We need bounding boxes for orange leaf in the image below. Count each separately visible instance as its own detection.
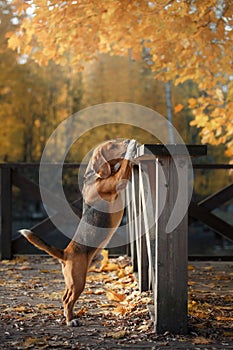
[174,103,184,113]
[106,290,126,302]
[76,307,87,316]
[102,262,119,272]
[112,305,128,315]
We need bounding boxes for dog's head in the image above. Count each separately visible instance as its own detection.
[87,139,129,179]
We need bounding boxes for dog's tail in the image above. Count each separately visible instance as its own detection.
[19,229,64,261]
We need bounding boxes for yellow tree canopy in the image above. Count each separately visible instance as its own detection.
[7,0,233,158]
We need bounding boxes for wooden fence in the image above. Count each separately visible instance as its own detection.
[0,163,84,260]
[126,144,233,334]
[0,157,232,262]
[0,148,233,334]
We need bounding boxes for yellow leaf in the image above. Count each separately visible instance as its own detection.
[117,269,125,278]
[193,114,209,127]
[34,119,41,128]
[188,281,196,286]
[188,98,198,108]
[137,323,151,332]
[124,265,133,274]
[215,88,224,101]
[7,33,21,51]
[94,289,105,295]
[102,262,119,272]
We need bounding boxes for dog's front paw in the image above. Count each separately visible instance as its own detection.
[124,139,138,161]
[67,318,80,327]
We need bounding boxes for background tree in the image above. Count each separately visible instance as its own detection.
[7,0,233,159]
[0,1,83,161]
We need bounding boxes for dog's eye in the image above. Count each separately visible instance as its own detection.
[110,144,116,149]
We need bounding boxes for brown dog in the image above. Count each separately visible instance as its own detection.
[20,139,137,326]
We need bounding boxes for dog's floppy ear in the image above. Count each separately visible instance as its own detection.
[92,148,111,178]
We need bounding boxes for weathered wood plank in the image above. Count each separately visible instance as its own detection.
[154,156,188,334]
[0,168,12,259]
[126,167,137,272]
[12,170,82,217]
[12,170,41,200]
[138,162,155,291]
[138,164,149,291]
[137,144,207,158]
[198,183,233,211]
[189,202,233,242]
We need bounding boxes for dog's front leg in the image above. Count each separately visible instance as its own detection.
[113,139,137,190]
[114,158,132,191]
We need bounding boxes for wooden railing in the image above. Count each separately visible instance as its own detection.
[0,163,84,259]
[190,164,233,243]
[0,160,232,261]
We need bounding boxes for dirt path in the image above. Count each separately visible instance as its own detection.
[0,256,232,349]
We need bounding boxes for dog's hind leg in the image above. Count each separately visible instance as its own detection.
[62,255,88,326]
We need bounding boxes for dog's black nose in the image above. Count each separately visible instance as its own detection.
[124,139,130,145]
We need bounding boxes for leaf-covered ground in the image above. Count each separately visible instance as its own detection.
[0,254,232,349]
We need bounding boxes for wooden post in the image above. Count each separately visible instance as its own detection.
[154,156,188,334]
[0,167,12,260]
[134,144,207,334]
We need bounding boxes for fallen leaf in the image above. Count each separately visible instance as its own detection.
[117,269,125,278]
[124,265,133,274]
[12,306,29,312]
[216,316,233,321]
[188,281,196,286]
[106,290,126,302]
[192,336,212,344]
[137,323,150,331]
[17,266,31,271]
[112,305,128,315]
[23,336,48,349]
[106,330,127,339]
[102,262,119,272]
[203,266,214,271]
[100,303,115,308]
[85,288,105,295]
[223,330,233,338]
[88,249,109,272]
[40,269,50,273]
[76,307,87,316]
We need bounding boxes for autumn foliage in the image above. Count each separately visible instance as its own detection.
[5,0,233,158]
